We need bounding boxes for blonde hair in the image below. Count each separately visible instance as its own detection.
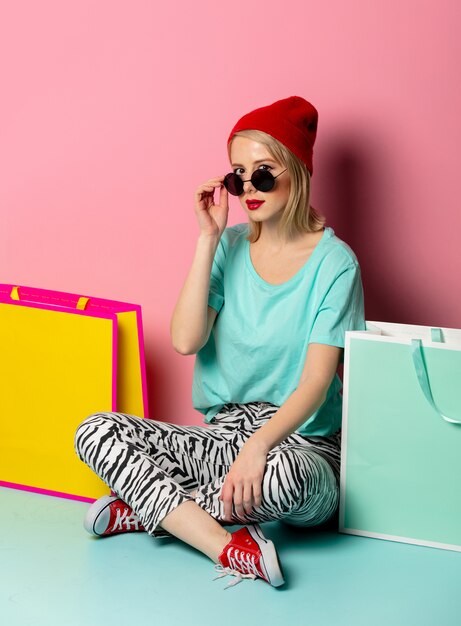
[227,129,326,244]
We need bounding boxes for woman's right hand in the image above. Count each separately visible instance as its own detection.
[194,175,229,239]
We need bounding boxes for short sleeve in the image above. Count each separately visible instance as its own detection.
[207,232,227,314]
[308,262,366,349]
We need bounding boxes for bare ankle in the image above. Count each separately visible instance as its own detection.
[212,528,233,564]
[157,499,233,564]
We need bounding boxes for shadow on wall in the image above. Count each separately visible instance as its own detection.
[319,133,440,328]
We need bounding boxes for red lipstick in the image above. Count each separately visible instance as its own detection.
[246,200,265,210]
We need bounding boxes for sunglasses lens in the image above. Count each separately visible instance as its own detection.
[223,173,243,196]
[223,169,277,196]
[252,169,275,192]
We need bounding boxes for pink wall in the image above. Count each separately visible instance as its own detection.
[1,1,460,425]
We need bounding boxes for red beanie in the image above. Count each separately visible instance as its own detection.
[227,95,319,176]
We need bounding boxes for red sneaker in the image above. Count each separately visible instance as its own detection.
[214,524,285,589]
[84,495,146,536]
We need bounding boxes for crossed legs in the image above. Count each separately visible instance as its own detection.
[75,411,339,564]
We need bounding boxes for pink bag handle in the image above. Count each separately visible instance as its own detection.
[9,285,90,311]
[1,283,136,313]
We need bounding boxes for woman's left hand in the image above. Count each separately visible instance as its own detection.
[220,439,269,522]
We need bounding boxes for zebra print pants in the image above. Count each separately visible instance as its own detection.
[74,401,341,537]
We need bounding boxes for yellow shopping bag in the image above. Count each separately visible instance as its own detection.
[0,284,149,502]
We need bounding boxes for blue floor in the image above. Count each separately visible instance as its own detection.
[2,486,461,626]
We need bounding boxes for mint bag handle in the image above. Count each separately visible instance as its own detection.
[411,327,461,425]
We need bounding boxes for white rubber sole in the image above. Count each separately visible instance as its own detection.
[84,494,118,536]
[247,523,285,587]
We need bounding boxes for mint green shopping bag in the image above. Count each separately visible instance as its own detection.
[339,321,461,552]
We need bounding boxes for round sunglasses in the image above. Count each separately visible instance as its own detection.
[223,168,287,196]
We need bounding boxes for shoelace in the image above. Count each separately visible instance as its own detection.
[213,547,260,589]
[111,507,141,532]
[213,564,257,589]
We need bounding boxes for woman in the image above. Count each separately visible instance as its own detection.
[74,96,366,590]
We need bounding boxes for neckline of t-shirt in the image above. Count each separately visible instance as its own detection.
[245,226,332,289]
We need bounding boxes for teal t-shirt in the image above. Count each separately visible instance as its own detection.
[192,222,366,436]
